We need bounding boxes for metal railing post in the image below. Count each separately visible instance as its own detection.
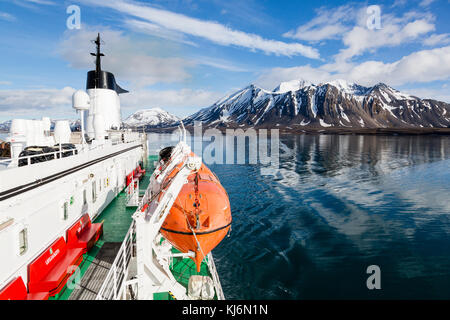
[113,264,117,300]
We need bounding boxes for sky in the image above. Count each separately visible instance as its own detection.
[0,0,449,122]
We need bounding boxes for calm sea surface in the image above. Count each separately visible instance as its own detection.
[149,133,450,300]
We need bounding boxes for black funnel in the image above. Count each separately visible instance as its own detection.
[86,33,128,94]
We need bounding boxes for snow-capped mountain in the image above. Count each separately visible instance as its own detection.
[123,108,179,128]
[0,120,11,132]
[183,80,450,129]
[0,119,81,132]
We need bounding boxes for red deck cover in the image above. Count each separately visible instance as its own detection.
[126,172,134,186]
[67,214,103,253]
[0,276,49,300]
[27,237,83,296]
[136,165,145,179]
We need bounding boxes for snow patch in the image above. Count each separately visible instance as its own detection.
[342,113,350,123]
[300,119,311,126]
[319,119,332,127]
[358,118,365,127]
[274,79,312,93]
[123,108,179,127]
[310,90,317,118]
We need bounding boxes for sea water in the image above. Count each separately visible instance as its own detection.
[148,133,450,299]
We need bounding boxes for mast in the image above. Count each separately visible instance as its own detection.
[86,33,128,94]
[90,33,104,88]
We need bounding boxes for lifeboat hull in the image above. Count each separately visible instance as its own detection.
[160,158,231,272]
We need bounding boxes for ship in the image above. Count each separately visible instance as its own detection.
[0,34,231,300]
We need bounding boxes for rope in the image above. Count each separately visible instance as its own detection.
[177,193,209,300]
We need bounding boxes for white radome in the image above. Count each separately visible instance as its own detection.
[72,90,90,111]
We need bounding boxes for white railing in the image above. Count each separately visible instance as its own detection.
[96,221,136,300]
[0,131,147,169]
[126,178,139,207]
[207,253,225,300]
[0,147,78,167]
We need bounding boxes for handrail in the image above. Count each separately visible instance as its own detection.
[0,131,147,168]
[126,177,139,207]
[0,148,79,168]
[207,253,225,300]
[96,220,135,300]
[0,148,78,165]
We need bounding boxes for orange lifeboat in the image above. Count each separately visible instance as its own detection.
[159,153,232,272]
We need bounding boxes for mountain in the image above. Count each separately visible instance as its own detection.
[0,119,80,132]
[183,80,450,129]
[0,120,11,132]
[123,108,179,128]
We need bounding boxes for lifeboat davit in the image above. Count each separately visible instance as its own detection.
[159,152,232,272]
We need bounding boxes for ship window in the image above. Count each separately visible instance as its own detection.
[92,181,97,203]
[83,189,87,205]
[63,202,69,220]
[19,228,28,255]
[99,179,102,192]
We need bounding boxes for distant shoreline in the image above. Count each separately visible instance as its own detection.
[280,127,450,136]
[143,126,450,136]
[3,128,450,136]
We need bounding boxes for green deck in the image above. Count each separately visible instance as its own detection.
[52,240,104,300]
[54,155,157,300]
[55,154,217,300]
[153,241,215,300]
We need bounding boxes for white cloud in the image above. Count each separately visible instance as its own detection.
[0,12,16,22]
[21,0,55,5]
[78,0,320,59]
[402,87,450,102]
[392,0,408,7]
[12,0,55,7]
[0,85,223,120]
[256,46,450,94]
[336,13,435,61]
[59,28,193,87]
[284,4,436,61]
[419,0,436,7]
[283,5,356,42]
[124,19,198,47]
[256,65,332,90]
[121,88,223,112]
[0,87,76,119]
[192,56,250,72]
[424,33,450,46]
[349,46,450,86]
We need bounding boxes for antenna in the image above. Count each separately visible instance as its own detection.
[90,33,105,87]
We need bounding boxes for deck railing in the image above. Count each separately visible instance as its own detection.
[96,221,136,300]
[125,178,139,207]
[207,253,225,300]
[0,131,146,169]
[0,147,78,167]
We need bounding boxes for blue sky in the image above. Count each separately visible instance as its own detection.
[0,0,449,121]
